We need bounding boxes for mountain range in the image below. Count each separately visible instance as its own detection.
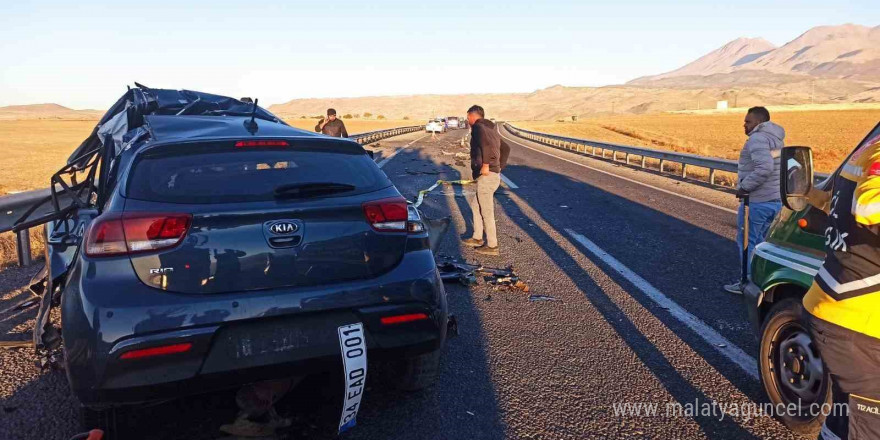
[629,23,880,84]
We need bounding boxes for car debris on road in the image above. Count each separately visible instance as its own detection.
[528,294,561,302]
[436,256,530,293]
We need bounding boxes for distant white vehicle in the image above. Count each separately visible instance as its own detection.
[425,119,446,133]
[446,116,460,129]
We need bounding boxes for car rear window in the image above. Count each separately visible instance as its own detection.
[127,146,390,203]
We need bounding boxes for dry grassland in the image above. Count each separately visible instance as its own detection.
[516,108,880,174]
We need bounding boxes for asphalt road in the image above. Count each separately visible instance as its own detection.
[0,127,807,439]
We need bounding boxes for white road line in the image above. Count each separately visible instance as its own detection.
[565,228,759,381]
[500,131,737,215]
[500,173,519,189]
[376,134,430,169]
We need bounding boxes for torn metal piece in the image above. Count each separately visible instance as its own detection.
[28,264,48,296]
[36,349,64,371]
[10,298,39,312]
[459,272,478,286]
[486,275,518,285]
[486,275,530,292]
[528,294,560,302]
[447,314,459,337]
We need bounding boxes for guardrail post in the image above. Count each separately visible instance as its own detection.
[625,153,630,165]
[591,146,596,156]
[16,229,31,267]
[681,164,688,179]
[659,160,665,173]
[641,156,646,168]
[709,168,716,185]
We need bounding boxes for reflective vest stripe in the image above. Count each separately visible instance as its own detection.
[818,266,880,295]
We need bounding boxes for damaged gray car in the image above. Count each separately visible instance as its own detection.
[4,84,452,435]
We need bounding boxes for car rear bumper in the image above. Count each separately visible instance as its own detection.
[61,250,447,407]
[75,303,444,407]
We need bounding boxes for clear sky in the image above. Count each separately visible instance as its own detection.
[1,0,876,109]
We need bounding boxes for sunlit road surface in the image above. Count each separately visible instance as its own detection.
[0,128,805,439]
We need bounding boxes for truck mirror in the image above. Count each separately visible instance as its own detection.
[780,146,813,211]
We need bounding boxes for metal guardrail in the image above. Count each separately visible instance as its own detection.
[349,125,423,145]
[503,123,830,187]
[0,125,425,267]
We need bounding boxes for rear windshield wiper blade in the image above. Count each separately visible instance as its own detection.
[273,182,356,199]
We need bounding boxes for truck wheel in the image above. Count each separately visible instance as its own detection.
[393,349,441,391]
[759,298,830,435]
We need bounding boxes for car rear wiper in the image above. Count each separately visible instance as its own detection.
[273,182,356,199]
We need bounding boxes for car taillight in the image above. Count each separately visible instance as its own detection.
[362,197,408,232]
[85,213,192,257]
[119,342,193,360]
[380,313,429,325]
[234,140,289,148]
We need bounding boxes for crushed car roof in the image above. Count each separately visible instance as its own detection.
[67,84,294,163]
[144,114,319,144]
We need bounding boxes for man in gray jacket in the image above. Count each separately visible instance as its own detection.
[724,107,785,294]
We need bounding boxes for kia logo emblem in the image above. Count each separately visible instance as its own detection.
[269,222,298,235]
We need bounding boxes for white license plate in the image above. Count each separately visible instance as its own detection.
[337,323,367,433]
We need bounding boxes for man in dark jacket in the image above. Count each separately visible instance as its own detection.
[315,108,348,138]
[462,105,502,256]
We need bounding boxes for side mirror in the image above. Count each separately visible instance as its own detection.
[780,146,813,211]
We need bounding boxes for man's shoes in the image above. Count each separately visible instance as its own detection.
[723,281,743,295]
[461,238,484,247]
[474,245,500,256]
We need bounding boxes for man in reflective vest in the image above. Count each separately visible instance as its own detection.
[804,132,880,440]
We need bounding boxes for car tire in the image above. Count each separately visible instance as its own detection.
[759,297,830,436]
[393,349,442,391]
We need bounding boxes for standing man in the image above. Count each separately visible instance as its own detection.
[803,133,880,440]
[724,107,785,294]
[315,108,348,138]
[462,105,502,256]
